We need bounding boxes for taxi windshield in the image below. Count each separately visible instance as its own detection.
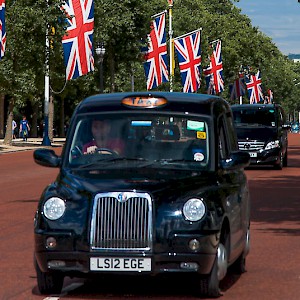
[66,114,209,170]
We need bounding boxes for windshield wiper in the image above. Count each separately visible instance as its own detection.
[77,157,148,169]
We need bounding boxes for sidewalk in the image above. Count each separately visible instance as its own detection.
[0,137,65,153]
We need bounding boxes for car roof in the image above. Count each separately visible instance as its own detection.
[75,92,232,116]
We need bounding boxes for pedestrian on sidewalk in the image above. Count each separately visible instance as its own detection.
[19,115,30,141]
[12,119,17,139]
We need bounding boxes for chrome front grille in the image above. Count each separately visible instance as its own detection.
[238,140,265,151]
[90,192,152,251]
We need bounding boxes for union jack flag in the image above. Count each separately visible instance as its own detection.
[267,89,273,103]
[229,74,246,101]
[61,0,94,80]
[143,12,169,90]
[174,29,202,93]
[245,70,264,104]
[0,0,6,59]
[203,40,224,94]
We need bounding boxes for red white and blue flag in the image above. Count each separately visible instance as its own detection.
[245,70,264,104]
[229,74,246,101]
[143,12,169,90]
[267,89,273,103]
[174,29,202,93]
[0,0,6,59]
[61,0,94,80]
[203,40,224,95]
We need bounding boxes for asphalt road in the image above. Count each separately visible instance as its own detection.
[1,134,300,300]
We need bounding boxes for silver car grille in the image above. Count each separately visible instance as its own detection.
[90,192,153,251]
[238,140,265,151]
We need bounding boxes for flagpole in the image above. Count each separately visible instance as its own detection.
[168,0,174,92]
[42,0,51,146]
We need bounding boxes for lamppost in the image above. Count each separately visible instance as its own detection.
[42,2,51,146]
[95,42,106,93]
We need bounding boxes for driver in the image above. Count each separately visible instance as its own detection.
[82,119,125,155]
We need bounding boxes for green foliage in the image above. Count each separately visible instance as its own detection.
[0,0,299,117]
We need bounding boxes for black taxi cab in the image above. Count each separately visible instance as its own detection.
[33,92,250,297]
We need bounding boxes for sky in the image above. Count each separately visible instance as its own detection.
[234,0,300,55]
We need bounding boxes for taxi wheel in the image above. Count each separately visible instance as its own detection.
[34,258,64,295]
[198,256,221,298]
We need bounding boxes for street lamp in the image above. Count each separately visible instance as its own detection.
[95,42,106,93]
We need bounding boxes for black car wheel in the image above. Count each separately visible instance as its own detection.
[283,150,288,167]
[274,152,283,170]
[34,257,64,295]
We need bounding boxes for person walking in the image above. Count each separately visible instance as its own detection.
[19,115,30,141]
[12,119,17,139]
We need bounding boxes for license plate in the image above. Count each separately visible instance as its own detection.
[250,152,257,157]
[90,257,151,271]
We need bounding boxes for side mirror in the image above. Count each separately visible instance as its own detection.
[221,151,250,170]
[33,148,61,168]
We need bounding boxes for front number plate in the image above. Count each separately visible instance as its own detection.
[250,152,257,157]
[90,257,151,271]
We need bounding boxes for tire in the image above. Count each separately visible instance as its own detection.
[283,150,288,167]
[198,236,229,298]
[199,257,221,298]
[231,227,250,274]
[274,152,283,170]
[34,257,64,295]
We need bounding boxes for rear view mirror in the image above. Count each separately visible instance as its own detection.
[154,125,180,141]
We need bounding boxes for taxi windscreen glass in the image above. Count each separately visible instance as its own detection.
[67,114,209,170]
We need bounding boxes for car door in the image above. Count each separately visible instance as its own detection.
[217,113,247,257]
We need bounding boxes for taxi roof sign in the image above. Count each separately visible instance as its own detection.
[122,96,167,108]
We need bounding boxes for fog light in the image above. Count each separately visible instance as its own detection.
[180,262,198,270]
[189,239,200,251]
[48,260,66,268]
[46,237,57,249]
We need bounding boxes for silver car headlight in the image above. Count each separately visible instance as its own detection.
[43,197,66,220]
[265,140,280,150]
[183,198,206,222]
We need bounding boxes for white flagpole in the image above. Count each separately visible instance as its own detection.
[42,0,51,146]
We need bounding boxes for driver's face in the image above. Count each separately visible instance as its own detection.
[91,120,111,139]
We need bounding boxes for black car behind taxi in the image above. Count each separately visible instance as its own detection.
[33,92,250,298]
[231,104,290,169]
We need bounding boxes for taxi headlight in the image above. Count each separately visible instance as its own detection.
[43,197,66,220]
[265,140,280,150]
[183,198,206,222]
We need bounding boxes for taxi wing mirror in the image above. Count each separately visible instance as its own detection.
[33,148,61,168]
[221,151,250,170]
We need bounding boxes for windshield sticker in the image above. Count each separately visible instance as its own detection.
[187,120,205,131]
[271,122,275,127]
[131,120,152,127]
[197,131,206,139]
[269,109,275,113]
[193,152,205,162]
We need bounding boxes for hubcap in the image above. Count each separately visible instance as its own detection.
[217,243,228,281]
